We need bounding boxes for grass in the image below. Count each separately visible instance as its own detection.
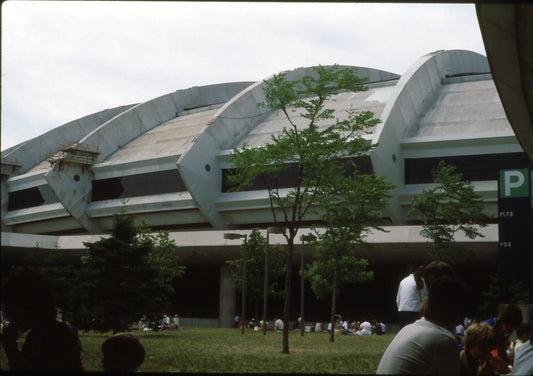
[2,328,394,373]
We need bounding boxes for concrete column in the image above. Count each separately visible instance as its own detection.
[45,162,102,233]
[218,264,236,328]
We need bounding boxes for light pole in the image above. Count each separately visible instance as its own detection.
[299,234,316,337]
[263,226,284,335]
[224,232,248,334]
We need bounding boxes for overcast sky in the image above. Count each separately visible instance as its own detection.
[1,1,487,151]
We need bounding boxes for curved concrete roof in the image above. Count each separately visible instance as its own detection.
[178,65,399,229]
[2,104,134,175]
[370,49,491,223]
[1,50,526,238]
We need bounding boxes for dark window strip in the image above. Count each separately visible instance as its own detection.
[92,169,187,201]
[222,156,373,193]
[7,185,58,211]
[405,153,532,184]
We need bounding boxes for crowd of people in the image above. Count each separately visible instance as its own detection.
[1,264,531,374]
[137,313,182,331]
[232,313,386,336]
[326,315,386,336]
[377,260,532,375]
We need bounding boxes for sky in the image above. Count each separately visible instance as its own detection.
[1,1,487,151]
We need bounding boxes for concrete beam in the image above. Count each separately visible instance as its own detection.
[372,50,490,224]
[1,224,499,266]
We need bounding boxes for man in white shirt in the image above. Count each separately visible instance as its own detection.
[396,266,428,329]
[377,275,467,375]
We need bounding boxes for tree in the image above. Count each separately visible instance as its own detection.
[81,210,184,333]
[307,172,393,342]
[227,65,381,353]
[477,272,530,318]
[305,235,373,339]
[137,222,186,296]
[226,228,286,320]
[409,161,489,264]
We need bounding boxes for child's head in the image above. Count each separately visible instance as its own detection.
[102,333,145,372]
[464,322,496,362]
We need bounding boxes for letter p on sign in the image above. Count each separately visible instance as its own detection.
[499,169,530,198]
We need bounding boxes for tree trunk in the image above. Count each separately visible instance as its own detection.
[282,239,294,354]
[329,249,340,343]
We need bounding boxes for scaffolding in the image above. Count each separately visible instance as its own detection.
[48,142,101,168]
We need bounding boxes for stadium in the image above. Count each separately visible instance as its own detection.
[2,10,533,328]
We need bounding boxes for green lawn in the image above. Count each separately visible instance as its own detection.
[2,328,394,373]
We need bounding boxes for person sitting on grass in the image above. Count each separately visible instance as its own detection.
[274,317,284,331]
[102,333,145,372]
[356,320,372,336]
[460,322,509,375]
[377,275,467,375]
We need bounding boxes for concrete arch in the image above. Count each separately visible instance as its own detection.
[43,82,253,233]
[1,105,133,176]
[77,82,254,161]
[371,50,490,224]
[177,65,399,229]
[1,105,133,232]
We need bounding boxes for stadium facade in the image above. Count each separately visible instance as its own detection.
[2,50,531,327]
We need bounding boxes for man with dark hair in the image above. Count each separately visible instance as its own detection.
[0,267,83,371]
[377,275,467,375]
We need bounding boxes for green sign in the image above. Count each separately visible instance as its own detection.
[499,169,530,198]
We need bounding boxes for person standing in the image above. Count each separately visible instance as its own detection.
[396,265,428,329]
[233,314,240,328]
[162,314,170,330]
[377,275,467,375]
